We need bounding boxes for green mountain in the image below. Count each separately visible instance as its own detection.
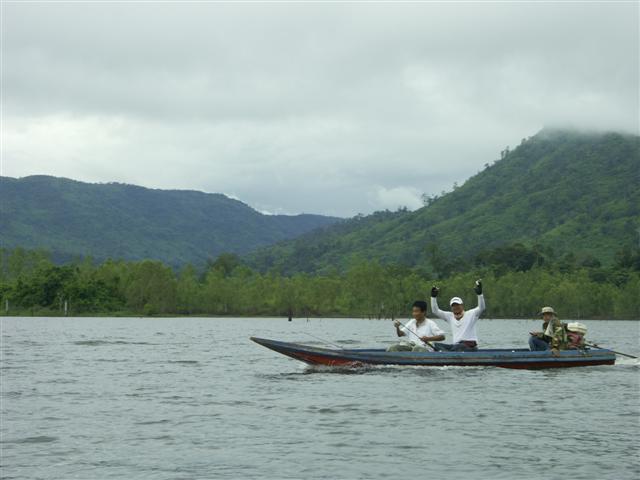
[0,176,339,265]
[247,129,640,274]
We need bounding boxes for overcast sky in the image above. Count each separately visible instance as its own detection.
[2,2,638,217]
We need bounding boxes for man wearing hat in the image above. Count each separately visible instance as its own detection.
[528,306,557,351]
[430,280,485,351]
[530,306,567,354]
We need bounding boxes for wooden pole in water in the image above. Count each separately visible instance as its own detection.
[587,342,637,359]
[5,299,8,314]
[64,300,68,316]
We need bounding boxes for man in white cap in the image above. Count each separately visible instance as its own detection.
[430,280,485,351]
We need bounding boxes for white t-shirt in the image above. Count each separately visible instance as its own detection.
[400,318,445,345]
[430,295,485,343]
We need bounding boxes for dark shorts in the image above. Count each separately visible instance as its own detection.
[434,341,478,352]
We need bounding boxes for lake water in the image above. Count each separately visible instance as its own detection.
[1,317,639,480]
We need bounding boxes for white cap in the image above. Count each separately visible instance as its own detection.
[449,297,463,306]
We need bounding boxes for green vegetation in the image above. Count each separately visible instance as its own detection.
[248,129,640,275]
[2,246,638,319]
[2,129,638,320]
[0,176,339,266]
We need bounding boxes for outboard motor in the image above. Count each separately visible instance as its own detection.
[566,322,587,349]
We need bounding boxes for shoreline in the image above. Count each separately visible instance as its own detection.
[2,313,639,321]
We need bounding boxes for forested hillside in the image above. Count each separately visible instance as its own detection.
[248,129,640,275]
[0,176,339,265]
[2,129,638,319]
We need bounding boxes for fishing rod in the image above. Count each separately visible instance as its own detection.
[302,332,344,350]
[394,320,436,351]
[585,342,638,359]
[301,320,439,351]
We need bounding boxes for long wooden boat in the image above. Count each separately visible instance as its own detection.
[250,337,616,370]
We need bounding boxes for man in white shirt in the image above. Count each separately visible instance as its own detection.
[387,300,446,352]
[430,280,485,351]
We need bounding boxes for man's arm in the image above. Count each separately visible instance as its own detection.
[550,324,567,350]
[464,294,485,327]
[393,320,405,337]
[430,287,449,321]
[430,297,445,318]
[551,331,562,356]
[421,334,445,342]
[474,280,486,314]
[422,320,446,343]
[476,294,485,314]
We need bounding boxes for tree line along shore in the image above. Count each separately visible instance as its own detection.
[1,247,638,320]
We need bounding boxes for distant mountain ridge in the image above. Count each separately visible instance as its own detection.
[0,176,340,265]
[247,129,640,274]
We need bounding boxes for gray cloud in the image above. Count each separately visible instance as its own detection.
[3,2,638,216]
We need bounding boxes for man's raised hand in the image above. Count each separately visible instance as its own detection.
[431,286,439,298]
[474,280,483,295]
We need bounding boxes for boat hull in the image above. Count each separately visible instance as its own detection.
[250,337,616,370]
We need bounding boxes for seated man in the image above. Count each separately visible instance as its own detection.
[528,306,556,351]
[529,307,569,356]
[430,280,485,351]
[545,311,569,356]
[387,300,445,352]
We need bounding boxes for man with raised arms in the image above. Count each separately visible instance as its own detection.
[430,280,485,352]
